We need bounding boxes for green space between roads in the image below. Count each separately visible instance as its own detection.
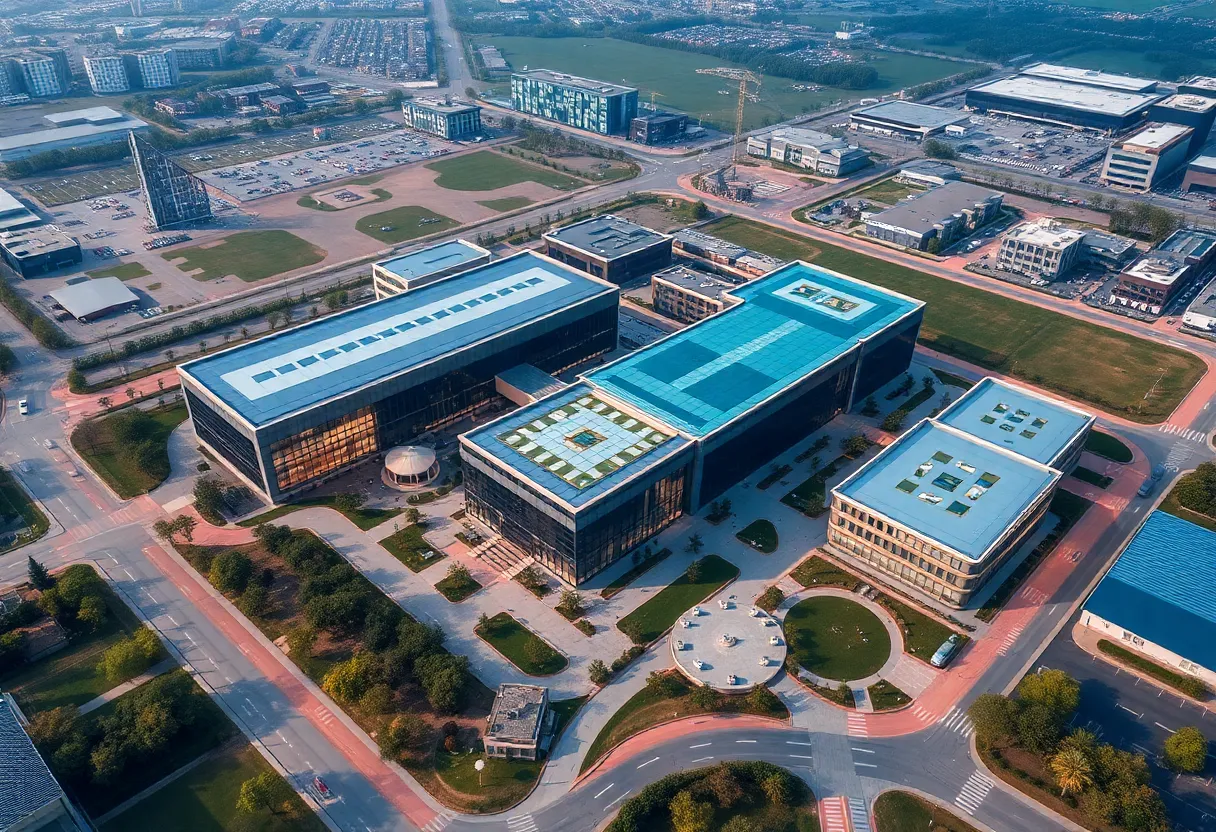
[485,36,969,130]
[873,790,982,832]
[425,150,585,191]
[164,231,326,283]
[617,554,739,643]
[0,465,49,554]
[476,612,567,676]
[237,496,401,531]
[784,595,891,681]
[70,403,189,499]
[355,205,460,244]
[477,195,536,212]
[702,216,1205,423]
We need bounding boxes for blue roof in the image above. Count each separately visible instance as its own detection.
[375,240,487,281]
[1085,511,1216,670]
[182,252,613,427]
[835,420,1058,561]
[936,378,1092,466]
[463,382,692,508]
[0,697,64,830]
[587,262,922,437]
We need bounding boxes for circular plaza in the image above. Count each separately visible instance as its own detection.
[669,597,787,692]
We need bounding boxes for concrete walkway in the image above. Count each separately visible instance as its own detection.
[79,657,179,714]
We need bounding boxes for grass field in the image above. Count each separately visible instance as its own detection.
[165,231,326,283]
[435,569,482,602]
[873,790,981,832]
[486,37,968,131]
[785,596,891,681]
[237,496,401,531]
[1058,48,1212,79]
[616,554,739,644]
[87,262,151,281]
[0,465,49,554]
[736,519,779,553]
[379,523,445,571]
[854,178,927,205]
[101,743,325,832]
[476,612,567,676]
[71,403,188,498]
[704,216,1205,422]
[1084,430,1134,464]
[868,680,912,711]
[477,195,535,212]
[355,205,460,244]
[425,150,585,191]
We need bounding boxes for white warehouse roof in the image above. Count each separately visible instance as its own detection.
[49,277,138,320]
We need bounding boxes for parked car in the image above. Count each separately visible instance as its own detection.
[931,634,963,668]
[1137,463,1167,498]
[17,398,29,415]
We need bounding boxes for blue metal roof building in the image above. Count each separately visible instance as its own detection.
[1083,511,1216,679]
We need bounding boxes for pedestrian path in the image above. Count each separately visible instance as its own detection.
[954,770,995,816]
[848,796,872,832]
[846,712,868,738]
[939,705,974,738]
[1157,423,1208,443]
[79,657,178,714]
[820,796,850,832]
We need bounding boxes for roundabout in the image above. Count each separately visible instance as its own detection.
[669,596,787,692]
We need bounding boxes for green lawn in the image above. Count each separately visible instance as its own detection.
[0,580,143,713]
[616,554,739,644]
[1072,466,1113,489]
[434,750,541,814]
[1084,430,1134,464]
[0,465,49,553]
[781,455,851,518]
[237,496,402,531]
[354,205,460,244]
[487,36,967,130]
[477,195,536,212]
[70,403,188,498]
[879,596,960,662]
[86,262,151,281]
[704,216,1205,423]
[854,178,927,205]
[436,571,483,602]
[790,555,861,590]
[379,523,446,571]
[101,742,325,832]
[476,612,567,676]
[868,679,912,711]
[296,194,338,211]
[164,231,326,283]
[785,596,891,681]
[425,150,585,191]
[736,519,778,553]
[873,790,982,832]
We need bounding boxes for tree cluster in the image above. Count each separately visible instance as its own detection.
[0,276,72,349]
[73,409,169,484]
[1172,462,1216,518]
[970,670,1169,831]
[97,626,163,683]
[1107,201,1182,244]
[37,564,108,634]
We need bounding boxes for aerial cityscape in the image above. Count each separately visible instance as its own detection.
[1,0,1216,830]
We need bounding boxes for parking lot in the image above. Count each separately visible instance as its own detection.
[935,109,1112,179]
[198,129,460,202]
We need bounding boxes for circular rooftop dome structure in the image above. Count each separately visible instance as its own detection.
[669,597,787,693]
[383,446,440,490]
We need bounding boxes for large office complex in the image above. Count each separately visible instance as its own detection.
[169,38,232,70]
[372,239,491,298]
[1082,511,1216,689]
[864,181,1003,251]
[130,133,212,231]
[180,251,619,504]
[10,48,72,97]
[996,220,1086,280]
[0,107,148,162]
[1111,228,1216,315]
[128,48,180,89]
[965,64,1164,132]
[543,215,672,285]
[829,377,1093,608]
[848,100,971,141]
[0,225,81,277]
[1184,275,1216,331]
[1183,155,1216,194]
[0,187,40,232]
[1100,123,1193,193]
[746,128,870,177]
[402,98,482,139]
[83,53,130,94]
[511,70,638,135]
[462,261,924,584]
[1149,94,1216,156]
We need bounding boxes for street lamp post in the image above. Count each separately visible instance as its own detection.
[474,758,485,787]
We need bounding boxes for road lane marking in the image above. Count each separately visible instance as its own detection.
[637,757,659,769]
[786,741,813,746]
[789,754,814,760]
[735,739,756,743]
[852,747,875,753]
[1119,705,1144,718]
[1156,722,1176,733]
[604,791,631,810]
[593,784,614,799]
[690,743,712,748]
[690,756,714,763]
[854,761,878,768]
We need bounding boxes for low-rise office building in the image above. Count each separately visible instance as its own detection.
[1100,123,1193,193]
[746,127,870,176]
[1148,94,1216,156]
[896,160,961,187]
[671,228,785,275]
[650,265,735,323]
[0,694,80,832]
[863,181,1004,252]
[484,684,552,760]
[630,112,689,145]
[0,187,40,232]
[0,106,148,162]
[179,251,619,504]
[996,220,1086,280]
[1182,155,1216,194]
[1081,230,1139,269]
[402,98,482,139]
[511,69,638,135]
[462,261,924,584]
[0,226,81,277]
[1082,511,1216,689]
[372,239,491,298]
[828,377,1092,608]
[543,215,672,285]
[1184,275,1216,331]
[849,100,971,141]
[1112,228,1216,315]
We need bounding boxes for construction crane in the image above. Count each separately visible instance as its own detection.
[646,90,664,112]
[695,68,760,163]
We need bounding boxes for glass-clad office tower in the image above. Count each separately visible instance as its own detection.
[511,69,638,135]
[179,251,619,503]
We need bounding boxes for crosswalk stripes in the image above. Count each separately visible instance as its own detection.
[1165,441,1194,472]
[996,626,1024,657]
[846,713,869,738]
[849,797,873,832]
[938,706,974,738]
[820,797,849,832]
[1158,424,1209,443]
[910,704,936,725]
[1019,585,1047,605]
[954,771,995,815]
[506,813,538,832]
[422,811,455,832]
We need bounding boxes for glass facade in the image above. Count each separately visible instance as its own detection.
[852,319,921,404]
[185,388,262,486]
[270,406,378,492]
[510,74,638,135]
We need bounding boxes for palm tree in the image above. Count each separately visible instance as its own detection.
[1050,746,1093,797]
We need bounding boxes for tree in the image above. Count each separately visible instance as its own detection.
[236,771,284,815]
[27,557,52,590]
[1016,703,1063,755]
[589,659,610,685]
[414,652,469,714]
[881,409,908,433]
[0,631,25,673]
[704,764,745,808]
[841,433,870,458]
[1050,746,1094,796]
[209,550,253,594]
[322,652,381,703]
[556,590,584,619]
[97,396,111,410]
[404,507,422,525]
[669,789,713,832]
[239,584,269,617]
[98,634,154,682]
[1163,726,1208,773]
[760,771,792,806]
[1119,783,1169,832]
[333,491,365,513]
[646,670,684,698]
[378,713,430,759]
[689,685,721,711]
[64,367,83,392]
[747,684,781,714]
[685,533,704,556]
[692,200,709,220]
[77,594,107,631]
[174,514,197,543]
[287,625,317,658]
[193,477,227,523]
[860,395,879,417]
[445,562,471,585]
[924,138,958,160]
[1017,669,1080,723]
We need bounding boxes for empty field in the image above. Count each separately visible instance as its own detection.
[477,195,536,212]
[87,261,151,281]
[702,216,1205,423]
[355,204,460,244]
[164,230,326,282]
[425,150,585,191]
